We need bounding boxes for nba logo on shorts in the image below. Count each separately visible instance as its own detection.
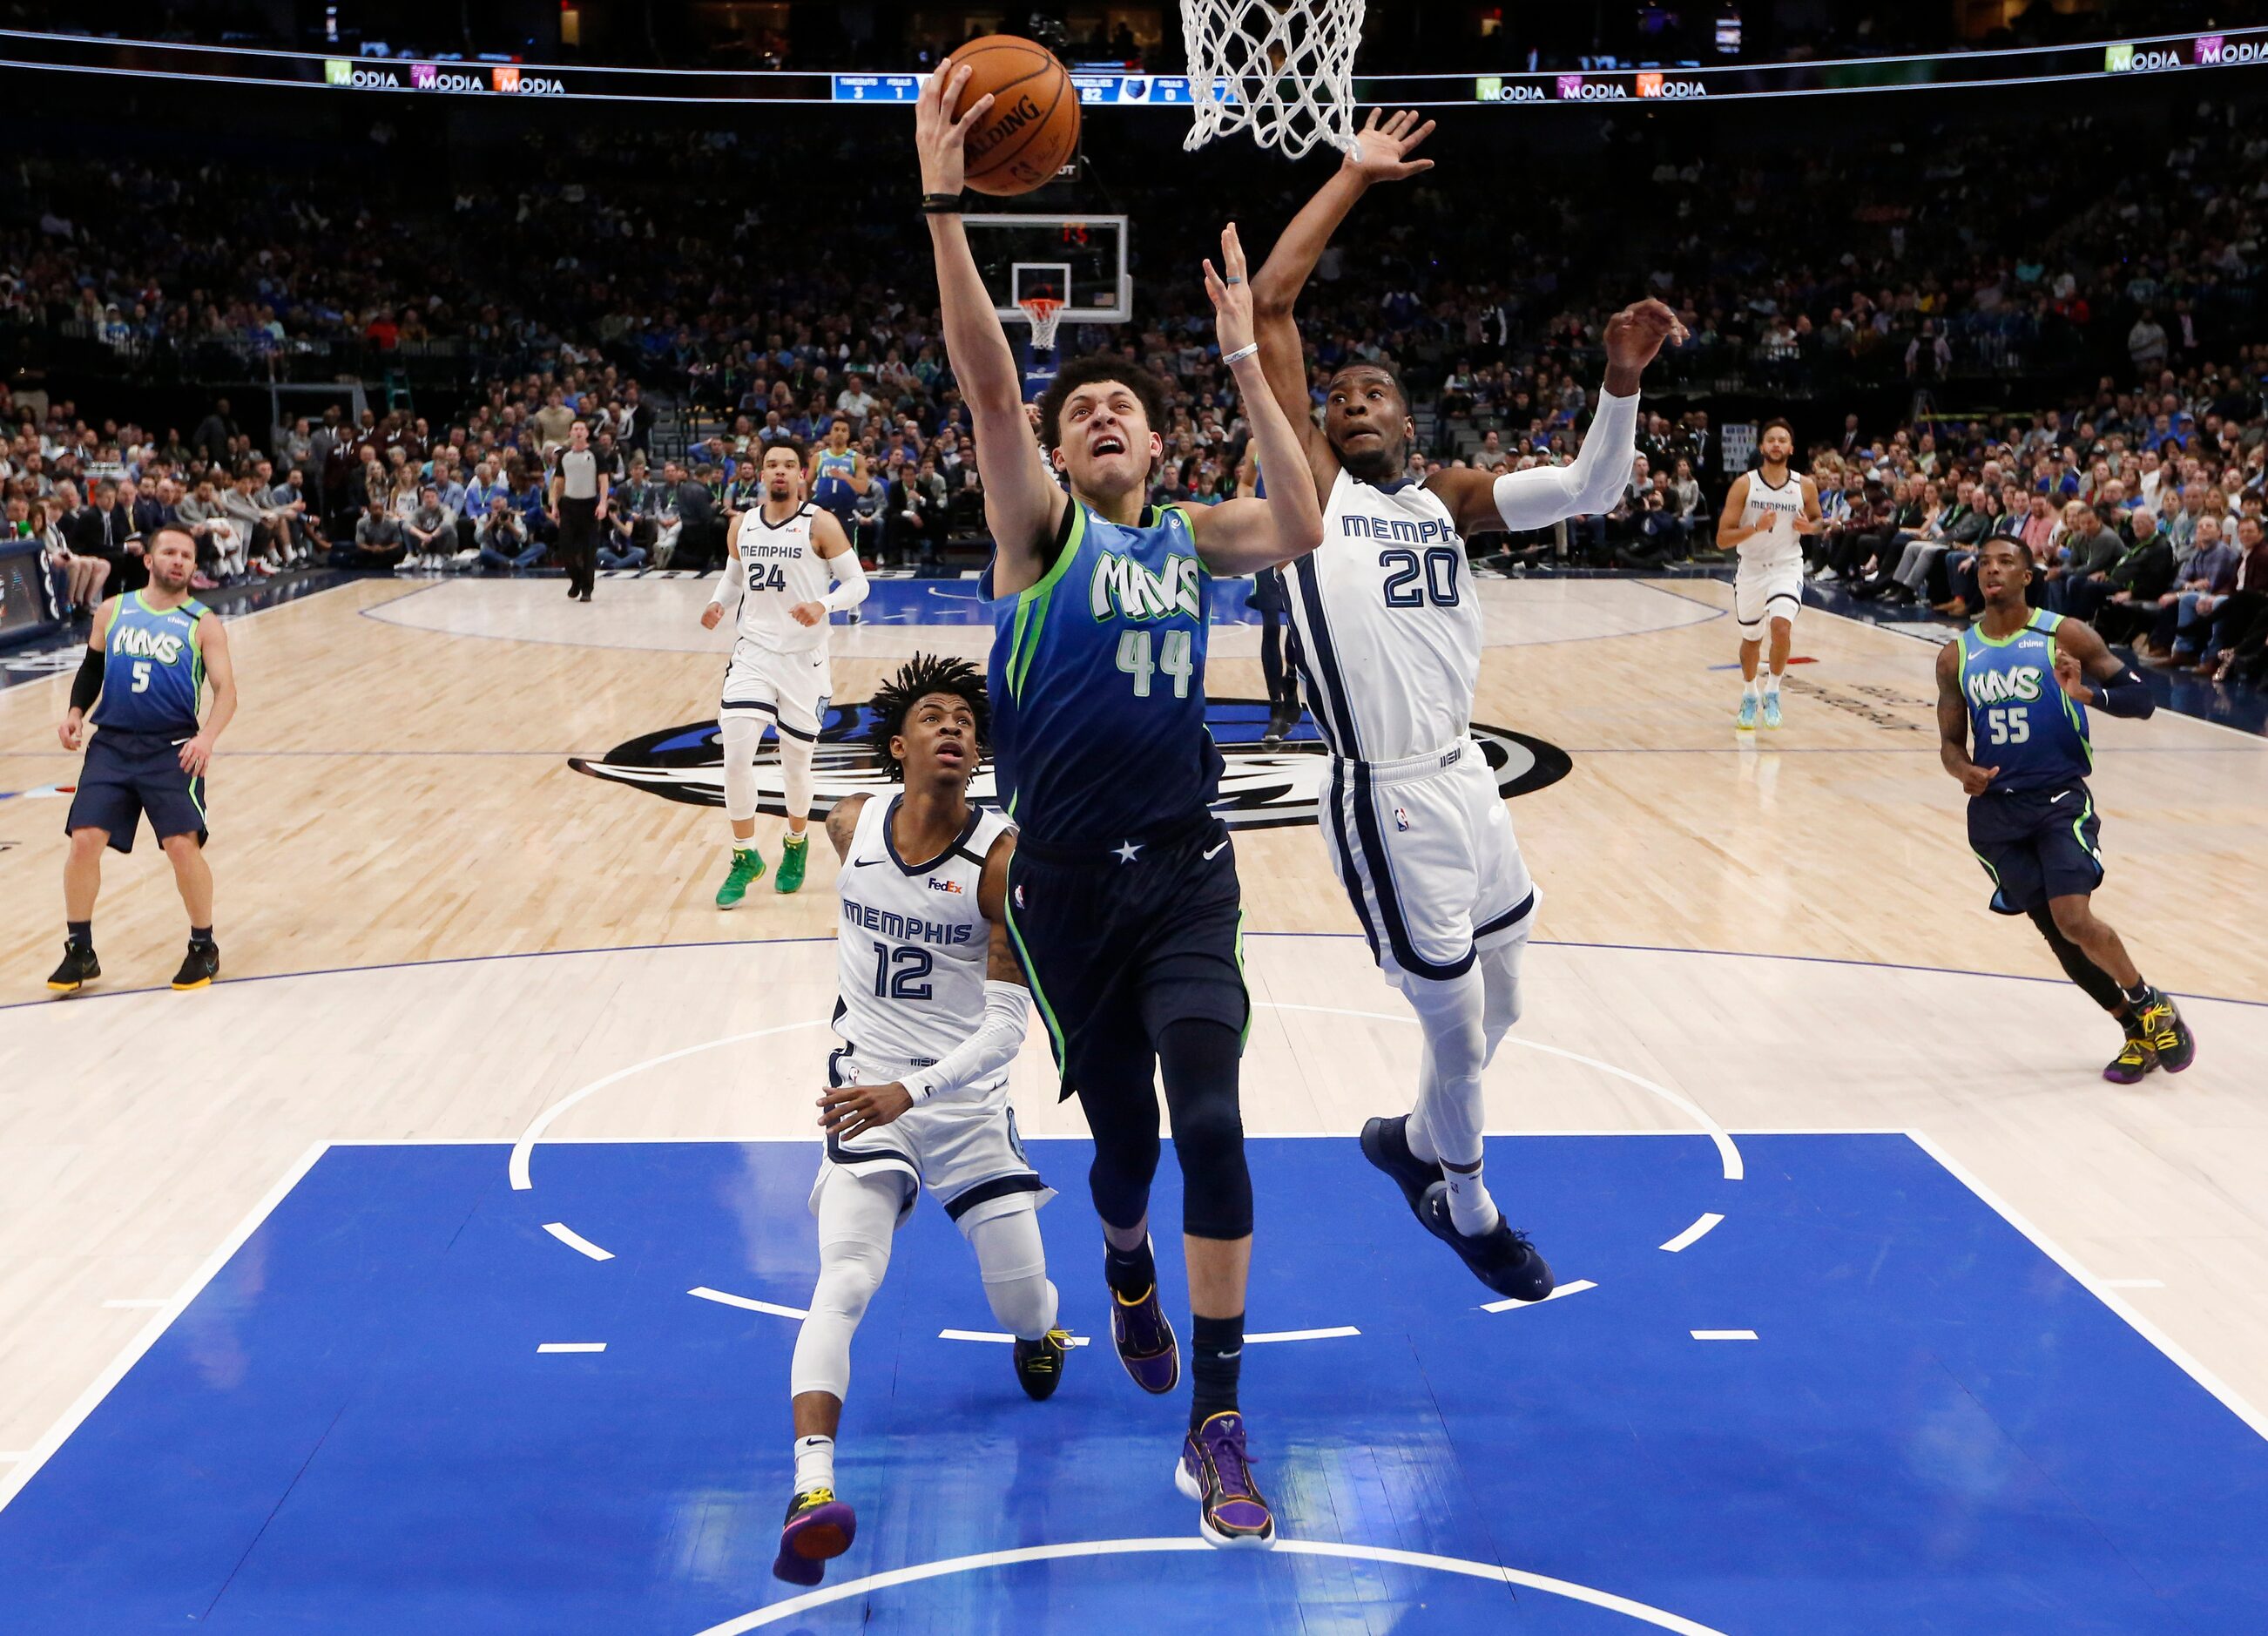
[1014,883,1025,909]
[1394,806,1411,833]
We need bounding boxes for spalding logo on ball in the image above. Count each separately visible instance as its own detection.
[952,35,1083,196]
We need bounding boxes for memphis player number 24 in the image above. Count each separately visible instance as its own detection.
[1117,628,1194,698]
[747,562,789,592]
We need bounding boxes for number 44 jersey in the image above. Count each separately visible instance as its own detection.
[986,498,1223,846]
[833,793,1015,1068]
[1288,470,1481,764]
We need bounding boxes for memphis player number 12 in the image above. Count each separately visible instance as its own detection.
[1117,628,1194,698]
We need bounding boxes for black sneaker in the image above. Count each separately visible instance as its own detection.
[172,941,220,990]
[1360,1114,1442,1223]
[2102,1017,2155,1085]
[1013,1328,1071,1401]
[2136,989,2196,1073]
[1419,1182,1555,1301]
[47,939,99,993]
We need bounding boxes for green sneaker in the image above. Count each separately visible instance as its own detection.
[775,831,810,895]
[715,845,766,909]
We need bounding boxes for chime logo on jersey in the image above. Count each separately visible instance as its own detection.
[569,698,1572,829]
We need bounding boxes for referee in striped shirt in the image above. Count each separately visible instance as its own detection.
[550,419,609,602]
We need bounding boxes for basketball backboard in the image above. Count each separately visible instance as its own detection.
[963,213,1129,324]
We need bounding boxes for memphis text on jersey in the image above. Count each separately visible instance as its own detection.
[1090,551,1201,623]
[840,897,978,946]
[1339,510,1460,545]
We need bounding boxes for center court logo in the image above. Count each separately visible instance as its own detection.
[569,699,1573,829]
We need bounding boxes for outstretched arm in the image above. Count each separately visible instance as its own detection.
[1252,109,1436,501]
[1427,300,1684,537]
[1190,225,1326,576]
[916,60,1066,595]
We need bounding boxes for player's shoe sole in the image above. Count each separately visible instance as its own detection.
[774,1490,856,1585]
[1419,1183,1555,1301]
[1360,1115,1442,1222]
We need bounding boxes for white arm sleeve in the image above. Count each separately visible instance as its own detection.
[898,981,1028,1104]
[1490,386,1642,530]
[820,545,869,613]
[709,546,746,615]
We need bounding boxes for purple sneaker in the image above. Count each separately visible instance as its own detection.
[1110,1278,1180,1395]
[1174,1411,1276,1549]
[773,1487,855,1585]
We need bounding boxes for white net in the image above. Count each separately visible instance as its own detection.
[1018,295,1064,354]
[1180,0,1367,160]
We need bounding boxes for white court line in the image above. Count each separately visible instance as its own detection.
[692,1535,1731,1636]
[1691,1329,1758,1342]
[940,1329,1093,1346]
[98,1298,170,1309]
[0,1453,29,1464]
[1659,1213,1725,1253]
[0,1141,330,1516]
[688,1285,809,1322]
[1259,1002,1745,1181]
[537,1342,606,1354]
[1249,1326,1361,1343]
[1482,1278,1596,1315]
[1907,1129,2268,1444]
[542,1221,615,1261]
[2105,1278,2166,1289]
[508,1019,827,1190]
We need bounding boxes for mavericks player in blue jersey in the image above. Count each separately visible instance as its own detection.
[919,61,1325,1548]
[1936,537,2197,1082]
[50,526,240,993]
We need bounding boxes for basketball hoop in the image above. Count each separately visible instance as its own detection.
[1018,294,1065,354]
[1180,0,1367,160]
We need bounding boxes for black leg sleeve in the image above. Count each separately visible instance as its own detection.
[2027,904,2127,1015]
[1158,1018,1252,1241]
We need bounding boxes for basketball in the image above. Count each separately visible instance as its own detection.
[950,35,1080,196]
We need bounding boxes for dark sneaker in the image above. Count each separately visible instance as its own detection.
[46,940,99,993]
[1110,1277,1179,1396]
[774,831,809,894]
[773,1487,855,1586]
[2102,1019,2155,1085]
[1419,1182,1554,1301]
[1174,1411,1276,1550]
[2136,989,2196,1073]
[1013,1328,1071,1401]
[172,941,219,991]
[1360,1114,1441,1222]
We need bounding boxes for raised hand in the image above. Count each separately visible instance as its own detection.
[1343,107,1436,186]
[1603,298,1689,373]
[915,59,997,196]
[1204,223,1256,362]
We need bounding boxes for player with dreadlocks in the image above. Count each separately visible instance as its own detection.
[773,653,1066,1588]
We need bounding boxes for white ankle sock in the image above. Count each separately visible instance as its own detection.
[1744,674,1763,700]
[793,1433,835,1493]
[1764,669,1783,696]
[1443,1159,1502,1236]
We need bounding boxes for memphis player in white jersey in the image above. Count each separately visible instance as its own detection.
[700,438,867,902]
[1252,109,1682,1300]
[1716,418,1821,730]
[774,653,1066,1589]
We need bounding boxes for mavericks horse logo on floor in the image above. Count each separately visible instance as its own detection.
[569,698,1571,829]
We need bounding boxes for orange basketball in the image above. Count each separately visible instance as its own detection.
[951,35,1081,197]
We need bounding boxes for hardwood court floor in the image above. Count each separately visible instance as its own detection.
[1,572,2263,1471]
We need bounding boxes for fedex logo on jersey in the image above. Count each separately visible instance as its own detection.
[1090,551,1202,623]
[1967,666,2046,707]
[1341,513,1458,544]
[840,899,975,945]
[928,877,964,896]
[109,625,186,666]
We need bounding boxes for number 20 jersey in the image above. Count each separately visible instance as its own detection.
[834,794,1014,1069]
[1289,469,1482,763]
[986,499,1221,846]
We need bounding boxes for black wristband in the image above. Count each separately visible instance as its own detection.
[920,192,965,215]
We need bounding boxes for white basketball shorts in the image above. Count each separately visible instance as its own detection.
[810,1047,1055,1236]
[1734,564,1805,638]
[1320,737,1539,987]
[720,639,831,740]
